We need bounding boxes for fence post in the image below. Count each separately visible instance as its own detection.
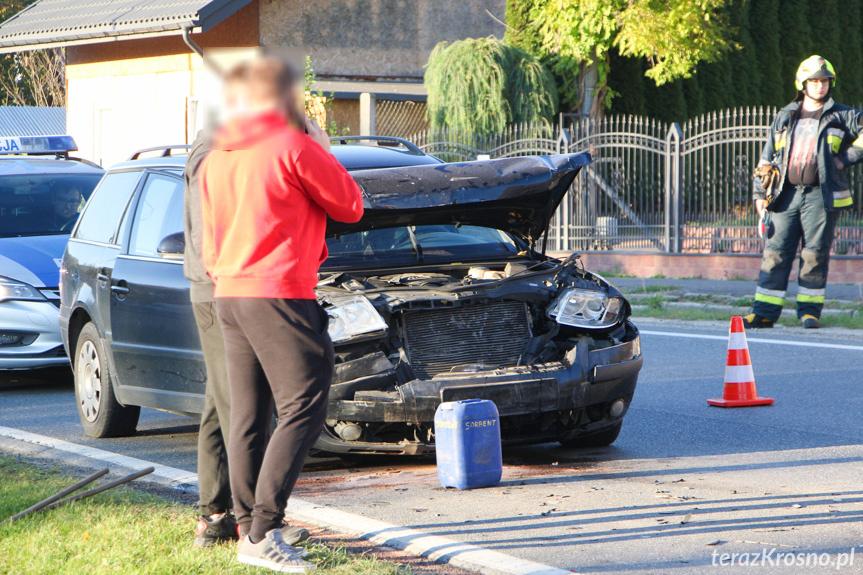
[360,93,377,136]
[664,123,683,253]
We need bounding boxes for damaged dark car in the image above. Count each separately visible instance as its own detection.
[317,154,642,454]
[59,141,642,455]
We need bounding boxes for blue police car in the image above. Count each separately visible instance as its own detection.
[0,136,104,370]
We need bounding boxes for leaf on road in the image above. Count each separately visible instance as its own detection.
[681,513,692,524]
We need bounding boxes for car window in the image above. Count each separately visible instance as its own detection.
[324,225,519,269]
[74,171,142,244]
[128,173,183,258]
[0,173,102,237]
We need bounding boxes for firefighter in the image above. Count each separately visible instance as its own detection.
[745,56,863,329]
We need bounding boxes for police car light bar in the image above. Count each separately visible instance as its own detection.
[0,135,78,155]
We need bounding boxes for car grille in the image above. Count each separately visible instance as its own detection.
[401,300,533,379]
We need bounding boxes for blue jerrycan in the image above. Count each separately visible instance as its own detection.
[434,399,502,490]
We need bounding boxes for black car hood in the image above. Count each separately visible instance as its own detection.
[328,153,592,243]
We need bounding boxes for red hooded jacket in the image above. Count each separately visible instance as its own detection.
[200,111,363,299]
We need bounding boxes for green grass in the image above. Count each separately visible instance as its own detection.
[631,301,863,329]
[0,457,408,575]
[621,284,680,294]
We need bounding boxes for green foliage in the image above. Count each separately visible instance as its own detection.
[518,0,735,114]
[837,0,863,105]
[304,55,348,135]
[749,0,783,106]
[424,36,557,136]
[504,0,543,55]
[727,1,760,105]
[607,0,863,122]
[778,0,812,101]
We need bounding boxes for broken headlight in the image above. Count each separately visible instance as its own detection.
[326,296,388,344]
[548,288,624,329]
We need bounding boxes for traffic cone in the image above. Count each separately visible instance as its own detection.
[707,316,774,407]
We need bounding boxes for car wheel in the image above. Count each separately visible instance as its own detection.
[74,322,140,438]
[559,421,622,448]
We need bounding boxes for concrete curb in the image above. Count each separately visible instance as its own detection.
[0,425,574,575]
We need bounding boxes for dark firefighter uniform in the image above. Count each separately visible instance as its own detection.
[749,56,863,328]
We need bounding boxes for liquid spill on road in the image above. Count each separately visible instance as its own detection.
[295,455,607,497]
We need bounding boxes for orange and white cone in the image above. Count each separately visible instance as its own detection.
[707,316,774,407]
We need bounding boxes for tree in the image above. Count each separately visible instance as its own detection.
[0,48,65,107]
[424,36,557,136]
[749,0,783,106]
[837,0,863,105]
[509,0,736,118]
[778,0,811,101]
[0,0,64,107]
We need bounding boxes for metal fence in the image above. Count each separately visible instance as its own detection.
[376,100,429,138]
[408,109,863,257]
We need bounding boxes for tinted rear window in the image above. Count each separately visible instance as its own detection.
[73,171,142,244]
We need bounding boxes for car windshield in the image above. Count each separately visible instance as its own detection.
[0,174,102,237]
[323,224,521,269]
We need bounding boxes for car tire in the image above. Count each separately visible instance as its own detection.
[73,322,140,438]
[559,421,622,448]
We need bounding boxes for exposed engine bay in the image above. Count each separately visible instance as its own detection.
[314,253,640,454]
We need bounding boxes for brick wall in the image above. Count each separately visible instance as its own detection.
[559,253,863,284]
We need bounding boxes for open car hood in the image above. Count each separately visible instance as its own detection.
[327,153,592,244]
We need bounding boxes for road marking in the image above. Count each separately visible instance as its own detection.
[639,330,863,351]
[0,425,574,575]
[0,425,198,486]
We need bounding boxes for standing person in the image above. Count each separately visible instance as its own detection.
[183,130,238,547]
[200,55,363,573]
[745,55,863,329]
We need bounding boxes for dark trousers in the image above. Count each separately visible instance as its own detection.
[215,298,333,542]
[193,300,232,516]
[753,185,839,321]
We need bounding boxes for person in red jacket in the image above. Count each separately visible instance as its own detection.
[200,54,363,574]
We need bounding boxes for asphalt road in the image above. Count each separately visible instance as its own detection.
[3,319,863,574]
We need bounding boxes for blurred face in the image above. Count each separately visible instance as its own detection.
[53,189,81,219]
[804,77,831,101]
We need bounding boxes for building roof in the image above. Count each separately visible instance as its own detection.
[0,106,65,136]
[0,0,252,53]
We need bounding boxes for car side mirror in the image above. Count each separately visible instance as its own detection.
[157,231,185,260]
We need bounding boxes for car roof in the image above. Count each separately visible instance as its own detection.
[0,156,105,176]
[107,137,441,174]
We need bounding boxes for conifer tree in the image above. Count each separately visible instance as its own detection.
[424,37,558,136]
[749,0,783,106]
[808,0,842,99]
[607,49,647,117]
[847,0,863,105]
[778,0,812,102]
[682,75,705,119]
[727,1,761,106]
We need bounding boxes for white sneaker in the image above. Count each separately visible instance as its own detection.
[237,529,316,573]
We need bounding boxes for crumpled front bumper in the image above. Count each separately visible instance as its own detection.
[318,321,642,454]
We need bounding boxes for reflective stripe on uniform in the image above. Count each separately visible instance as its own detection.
[827,129,844,153]
[853,134,863,149]
[833,189,853,208]
[798,286,826,297]
[797,293,825,303]
[755,287,785,306]
[797,286,826,303]
[774,133,786,151]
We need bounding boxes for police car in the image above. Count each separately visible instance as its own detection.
[0,136,104,370]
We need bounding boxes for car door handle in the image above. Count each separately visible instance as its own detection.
[111,279,129,299]
[97,272,109,283]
